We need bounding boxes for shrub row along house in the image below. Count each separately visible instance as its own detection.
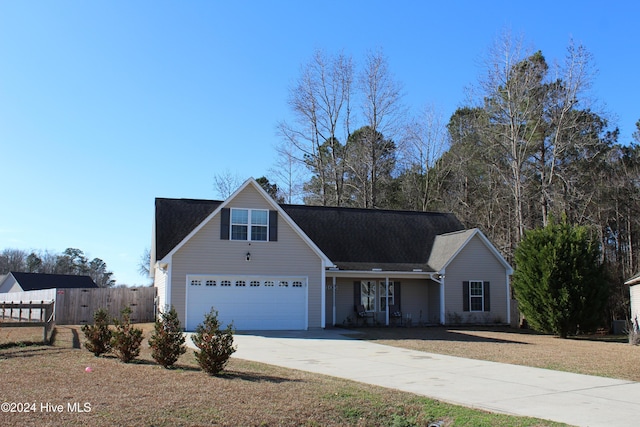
[152,178,513,331]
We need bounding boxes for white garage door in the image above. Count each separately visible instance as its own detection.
[185,275,307,331]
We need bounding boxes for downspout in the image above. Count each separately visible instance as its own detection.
[165,259,172,309]
[429,270,445,325]
[440,277,445,325]
[506,272,511,325]
[320,262,326,329]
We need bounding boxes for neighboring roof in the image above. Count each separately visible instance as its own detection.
[283,204,465,271]
[8,272,98,291]
[626,272,640,286]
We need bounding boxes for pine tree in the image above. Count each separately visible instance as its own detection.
[192,308,235,375]
[149,306,186,368]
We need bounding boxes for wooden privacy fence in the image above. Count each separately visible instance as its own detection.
[0,301,55,343]
[55,287,156,324]
[0,287,156,325]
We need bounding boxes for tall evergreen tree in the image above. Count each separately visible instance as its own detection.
[512,218,608,337]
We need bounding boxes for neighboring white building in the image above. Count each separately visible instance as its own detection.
[626,272,640,330]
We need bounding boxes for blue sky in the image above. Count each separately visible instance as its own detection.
[1,1,638,286]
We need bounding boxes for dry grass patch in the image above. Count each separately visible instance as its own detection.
[357,326,640,381]
[0,324,566,427]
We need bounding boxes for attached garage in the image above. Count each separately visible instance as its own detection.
[185,275,308,331]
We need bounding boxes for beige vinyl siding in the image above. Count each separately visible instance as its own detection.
[444,234,508,324]
[154,267,168,313]
[398,279,429,325]
[329,278,358,326]
[427,283,441,324]
[170,185,324,327]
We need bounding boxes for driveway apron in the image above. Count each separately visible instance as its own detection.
[187,329,640,427]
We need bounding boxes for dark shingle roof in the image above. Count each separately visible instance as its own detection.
[154,198,465,271]
[10,272,98,291]
[281,204,464,270]
[155,198,222,260]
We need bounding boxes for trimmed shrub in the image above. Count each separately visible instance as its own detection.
[81,308,112,356]
[192,308,236,375]
[111,306,144,363]
[149,305,186,368]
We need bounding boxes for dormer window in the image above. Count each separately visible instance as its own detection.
[231,208,268,241]
[220,208,278,242]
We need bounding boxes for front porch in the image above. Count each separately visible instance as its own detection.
[324,270,444,328]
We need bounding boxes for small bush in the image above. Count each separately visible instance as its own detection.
[81,308,112,356]
[149,305,186,368]
[192,308,236,375]
[111,306,144,363]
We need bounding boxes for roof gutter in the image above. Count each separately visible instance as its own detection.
[325,268,443,281]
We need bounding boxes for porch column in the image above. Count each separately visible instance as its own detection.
[332,276,337,326]
[385,277,389,326]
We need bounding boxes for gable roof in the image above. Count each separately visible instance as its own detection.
[155,197,464,271]
[281,204,464,271]
[8,272,98,291]
[428,229,513,274]
[155,180,516,273]
[155,179,332,265]
[155,197,223,261]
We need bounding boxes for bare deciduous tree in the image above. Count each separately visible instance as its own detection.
[277,49,353,206]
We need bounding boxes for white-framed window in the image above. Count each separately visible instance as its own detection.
[235,280,246,287]
[361,281,376,312]
[378,281,395,311]
[279,281,289,287]
[264,280,274,287]
[230,208,268,241]
[292,281,303,288]
[220,280,231,287]
[250,280,260,287]
[469,280,484,311]
[205,280,216,287]
[190,280,202,286]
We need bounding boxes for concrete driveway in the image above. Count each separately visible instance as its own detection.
[187,329,640,427]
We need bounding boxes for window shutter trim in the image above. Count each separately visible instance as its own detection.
[354,281,361,310]
[463,281,470,312]
[220,208,230,240]
[269,210,278,241]
[483,281,491,312]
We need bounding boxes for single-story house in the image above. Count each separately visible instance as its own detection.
[626,272,640,330]
[0,272,98,293]
[152,178,513,331]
